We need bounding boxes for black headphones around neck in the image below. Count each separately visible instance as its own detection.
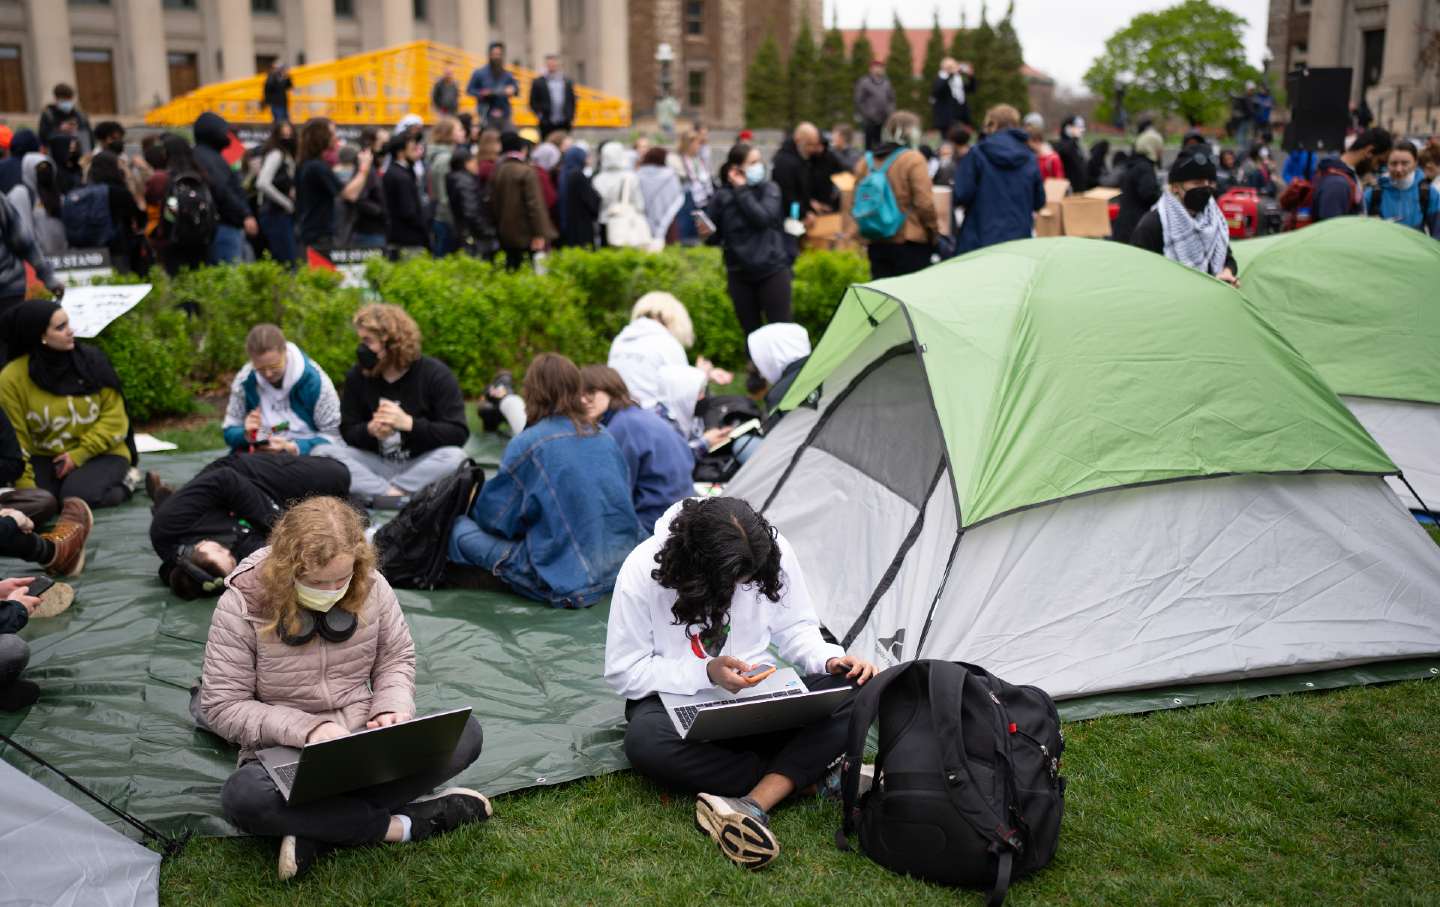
[277,607,358,647]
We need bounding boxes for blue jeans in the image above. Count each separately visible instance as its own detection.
[432,220,455,257]
[448,515,516,573]
[207,224,246,264]
[258,211,297,264]
[270,104,288,124]
[352,232,386,248]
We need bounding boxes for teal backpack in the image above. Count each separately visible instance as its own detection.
[852,151,907,240]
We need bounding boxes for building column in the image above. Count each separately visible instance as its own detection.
[380,0,414,47]
[1380,0,1421,86]
[24,0,76,109]
[118,0,171,112]
[215,0,258,80]
[1305,0,1345,68]
[530,0,560,67]
[301,0,338,64]
[718,0,744,127]
[455,0,490,56]
[595,0,628,96]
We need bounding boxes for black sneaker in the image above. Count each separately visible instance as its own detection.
[277,835,329,881]
[396,787,493,842]
[694,793,780,870]
[0,679,39,712]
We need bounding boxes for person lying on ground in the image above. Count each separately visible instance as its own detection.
[604,496,877,870]
[221,324,341,456]
[1130,147,1239,286]
[148,453,350,599]
[608,292,732,409]
[0,300,136,509]
[201,497,489,882]
[579,364,694,534]
[447,353,643,608]
[313,303,468,508]
[656,364,734,460]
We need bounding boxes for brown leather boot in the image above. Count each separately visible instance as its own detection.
[42,498,93,577]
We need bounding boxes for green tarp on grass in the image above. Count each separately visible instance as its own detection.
[0,445,630,837]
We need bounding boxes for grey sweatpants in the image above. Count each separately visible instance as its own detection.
[0,634,29,688]
[313,445,467,498]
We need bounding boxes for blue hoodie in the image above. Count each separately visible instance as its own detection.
[953,127,1046,254]
[601,404,695,533]
[1365,173,1440,236]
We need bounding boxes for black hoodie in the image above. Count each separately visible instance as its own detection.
[192,113,251,227]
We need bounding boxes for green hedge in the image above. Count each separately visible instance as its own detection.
[95,247,869,422]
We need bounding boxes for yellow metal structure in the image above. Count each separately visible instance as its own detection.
[145,41,630,129]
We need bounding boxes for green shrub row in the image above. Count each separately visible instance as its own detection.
[95,247,870,422]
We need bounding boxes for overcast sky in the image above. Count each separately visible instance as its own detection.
[828,0,1272,92]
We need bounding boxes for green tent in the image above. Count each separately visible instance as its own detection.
[1235,217,1440,509]
[731,237,1440,701]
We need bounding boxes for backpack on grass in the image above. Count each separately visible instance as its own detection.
[836,659,1065,906]
[374,459,485,589]
[60,184,115,248]
[852,151,907,241]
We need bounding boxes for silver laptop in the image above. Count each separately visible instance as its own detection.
[659,668,853,742]
[256,707,471,805]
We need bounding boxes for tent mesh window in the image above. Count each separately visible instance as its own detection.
[809,352,946,509]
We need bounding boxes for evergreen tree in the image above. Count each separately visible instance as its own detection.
[744,35,787,129]
[786,16,820,126]
[884,12,918,116]
[969,4,1000,117]
[816,25,852,127]
[949,8,973,66]
[990,2,1031,113]
[922,13,949,129]
[850,23,876,99]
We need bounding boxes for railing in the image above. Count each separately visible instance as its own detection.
[145,41,630,128]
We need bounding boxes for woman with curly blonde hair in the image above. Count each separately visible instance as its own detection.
[313,303,470,508]
[200,496,488,881]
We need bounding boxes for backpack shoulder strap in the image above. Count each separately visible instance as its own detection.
[835,660,921,850]
[1367,185,1381,216]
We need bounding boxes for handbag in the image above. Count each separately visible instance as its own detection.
[604,177,654,249]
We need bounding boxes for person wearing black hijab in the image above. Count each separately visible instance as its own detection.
[0,300,135,508]
[47,134,83,195]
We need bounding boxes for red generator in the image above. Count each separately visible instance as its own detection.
[1219,188,1283,239]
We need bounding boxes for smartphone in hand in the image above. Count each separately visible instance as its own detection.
[742,664,776,684]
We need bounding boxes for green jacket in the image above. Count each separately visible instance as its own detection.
[0,356,131,487]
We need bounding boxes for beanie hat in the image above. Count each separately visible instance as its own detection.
[1168,147,1218,184]
[500,131,525,153]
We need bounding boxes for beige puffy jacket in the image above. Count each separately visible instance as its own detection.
[199,547,416,763]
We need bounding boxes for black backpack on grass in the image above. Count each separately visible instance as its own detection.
[836,660,1065,906]
[374,459,485,589]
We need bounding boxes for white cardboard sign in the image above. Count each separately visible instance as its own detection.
[61,284,153,338]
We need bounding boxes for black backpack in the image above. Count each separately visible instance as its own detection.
[164,172,218,250]
[836,660,1065,906]
[374,459,485,589]
[61,184,115,248]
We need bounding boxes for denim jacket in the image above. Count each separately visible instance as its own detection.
[471,415,643,608]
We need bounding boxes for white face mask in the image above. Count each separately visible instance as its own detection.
[57,101,74,113]
[295,577,352,613]
[1392,172,1416,190]
[744,162,766,185]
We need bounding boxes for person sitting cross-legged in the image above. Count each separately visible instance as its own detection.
[604,496,877,870]
[448,353,643,608]
[0,405,90,577]
[313,304,468,508]
[221,324,342,456]
[202,496,489,882]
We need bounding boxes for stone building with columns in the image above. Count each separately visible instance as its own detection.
[0,0,817,129]
[1267,0,1440,132]
[0,0,630,117]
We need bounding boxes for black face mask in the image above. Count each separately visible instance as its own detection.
[1182,186,1214,215]
[356,343,380,370]
[105,140,125,156]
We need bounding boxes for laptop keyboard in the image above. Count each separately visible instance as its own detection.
[273,761,300,789]
[675,688,808,730]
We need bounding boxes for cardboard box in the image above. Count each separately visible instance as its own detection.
[1044,178,1071,206]
[1080,187,1122,202]
[933,186,953,237]
[804,212,855,251]
[1060,196,1112,237]
[1034,204,1063,238]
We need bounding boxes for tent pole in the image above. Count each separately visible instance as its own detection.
[1397,474,1440,528]
[914,529,965,658]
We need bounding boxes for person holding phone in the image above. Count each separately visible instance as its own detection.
[1,575,50,710]
[701,143,793,337]
[201,496,489,881]
[604,496,877,870]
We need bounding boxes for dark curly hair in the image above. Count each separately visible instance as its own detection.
[651,497,785,639]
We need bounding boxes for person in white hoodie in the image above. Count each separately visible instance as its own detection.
[607,292,731,409]
[604,496,877,870]
[591,141,643,243]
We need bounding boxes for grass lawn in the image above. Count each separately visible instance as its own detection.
[159,677,1440,905]
[140,403,1440,903]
